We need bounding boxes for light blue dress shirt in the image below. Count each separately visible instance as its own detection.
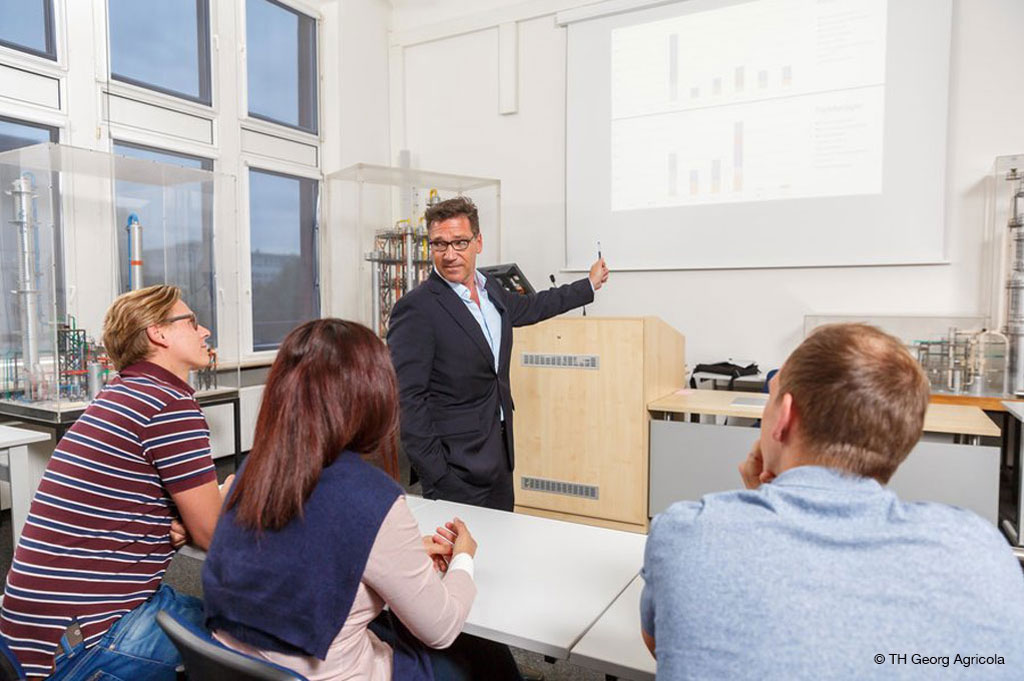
[640,465,1024,680]
[440,268,504,419]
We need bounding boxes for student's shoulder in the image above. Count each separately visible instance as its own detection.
[909,500,1010,550]
[650,488,766,542]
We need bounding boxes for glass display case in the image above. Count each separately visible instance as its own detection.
[328,163,501,337]
[804,314,1006,397]
[989,154,1024,396]
[0,143,240,434]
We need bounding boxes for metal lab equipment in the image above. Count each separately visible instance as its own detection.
[913,328,1008,396]
[1003,167,1024,394]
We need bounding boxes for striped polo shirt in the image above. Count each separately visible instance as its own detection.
[0,361,217,678]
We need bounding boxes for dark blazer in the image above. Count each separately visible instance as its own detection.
[387,270,594,493]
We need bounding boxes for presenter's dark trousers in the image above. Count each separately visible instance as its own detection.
[422,424,515,512]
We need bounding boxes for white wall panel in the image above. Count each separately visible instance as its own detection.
[202,402,235,460]
[241,128,318,167]
[106,94,214,144]
[0,64,59,109]
[239,384,265,452]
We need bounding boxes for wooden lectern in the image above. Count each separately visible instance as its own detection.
[511,317,685,533]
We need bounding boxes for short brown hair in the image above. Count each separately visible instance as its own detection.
[778,323,929,483]
[228,319,400,531]
[102,285,181,371]
[425,196,479,235]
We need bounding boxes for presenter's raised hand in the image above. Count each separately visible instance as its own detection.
[589,258,610,290]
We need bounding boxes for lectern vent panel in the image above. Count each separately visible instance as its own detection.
[521,476,599,500]
[521,353,600,370]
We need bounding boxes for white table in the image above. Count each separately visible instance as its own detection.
[409,498,646,660]
[404,494,431,511]
[0,425,52,541]
[569,575,655,681]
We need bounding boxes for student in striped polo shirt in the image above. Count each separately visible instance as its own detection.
[0,285,234,680]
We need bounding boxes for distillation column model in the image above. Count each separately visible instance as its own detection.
[365,219,430,337]
[1005,169,1024,395]
[126,212,143,291]
[9,174,42,399]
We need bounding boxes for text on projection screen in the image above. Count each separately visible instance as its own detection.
[610,0,887,211]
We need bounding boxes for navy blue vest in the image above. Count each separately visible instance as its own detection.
[203,452,431,679]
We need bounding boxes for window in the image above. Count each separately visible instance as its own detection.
[0,0,55,60]
[0,117,62,363]
[113,141,217,344]
[108,0,212,104]
[246,0,318,133]
[0,116,57,152]
[248,168,319,351]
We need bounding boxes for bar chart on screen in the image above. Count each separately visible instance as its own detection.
[609,0,887,210]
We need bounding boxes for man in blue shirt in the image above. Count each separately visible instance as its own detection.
[641,323,1024,680]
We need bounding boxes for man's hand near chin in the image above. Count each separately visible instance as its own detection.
[738,440,776,490]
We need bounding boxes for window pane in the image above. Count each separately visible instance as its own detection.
[0,116,57,152]
[113,142,217,346]
[108,0,211,104]
[246,0,318,133]
[0,0,54,59]
[248,169,319,350]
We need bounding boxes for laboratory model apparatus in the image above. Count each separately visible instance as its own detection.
[328,163,501,337]
[0,153,111,411]
[364,217,431,336]
[1002,164,1024,395]
[912,328,1007,397]
[804,315,1007,397]
[0,143,241,429]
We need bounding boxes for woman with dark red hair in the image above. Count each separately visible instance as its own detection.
[201,319,480,680]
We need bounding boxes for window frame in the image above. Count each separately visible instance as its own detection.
[243,0,320,135]
[0,0,57,61]
[112,139,214,172]
[241,160,321,356]
[107,0,214,106]
[0,114,59,148]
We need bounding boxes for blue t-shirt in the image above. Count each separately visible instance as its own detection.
[640,466,1024,680]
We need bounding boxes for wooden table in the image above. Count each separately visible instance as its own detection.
[930,392,1023,412]
[648,389,1000,437]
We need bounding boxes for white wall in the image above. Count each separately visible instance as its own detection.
[321,0,393,321]
[390,0,1024,369]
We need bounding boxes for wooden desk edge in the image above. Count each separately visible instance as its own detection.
[647,391,1001,438]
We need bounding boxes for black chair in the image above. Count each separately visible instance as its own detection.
[0,635,25,681]
[155,611,308,681]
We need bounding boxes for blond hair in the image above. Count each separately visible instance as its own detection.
[778,323,930,483]
[102,285,181,371]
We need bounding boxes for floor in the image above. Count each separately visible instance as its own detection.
[0,455,612,681]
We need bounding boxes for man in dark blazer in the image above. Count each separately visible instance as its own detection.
[388,196,609,511]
